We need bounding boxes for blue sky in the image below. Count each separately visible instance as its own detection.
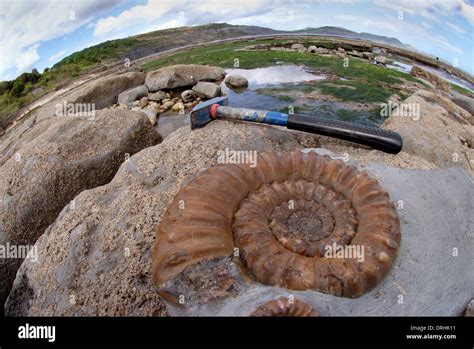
[1,0,473,81]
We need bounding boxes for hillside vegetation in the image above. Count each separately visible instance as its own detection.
[0,23,280,130]
[1,22,472,132]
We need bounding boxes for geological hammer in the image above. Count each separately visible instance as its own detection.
[190,96,403,154]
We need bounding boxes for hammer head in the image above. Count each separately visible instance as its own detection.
[190,96,228,130]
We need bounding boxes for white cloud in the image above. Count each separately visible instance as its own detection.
[49,49,68,62]
[373,0,474,24]
[334,15,359,21]
[138,18,187,35]
[459,0,474,24]
[445,22,466,35]
[93,0,274,37]
[421,21,432,29]
[15,43,40,73]
[433,34,464,55]
[0,0,122,80]
[94,1,171,36]
[241,7,467,60]
[2,0,472,80]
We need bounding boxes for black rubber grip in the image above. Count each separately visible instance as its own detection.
[287,114,403,154]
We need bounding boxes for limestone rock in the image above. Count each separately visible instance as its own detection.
[145,64,226,92]
[161,100,175,111]
[225,75,248,88]
[362,52,373,59]
[291,43,306,51]
[181,90,196,103]
[148,91,167,102]
[4,121,305,316]
[138,97,149,108]
[118,85,148,104]
[6,120,472,316]
[171,101,184,112]
[374,55,386,64]
[0,108,161,313]
[347,50,363,58]
[50,72,145,116]
[192,81,221,99]
[450,92,474,114]
[384,89,473,174]
[142,108,158,126]
[0,71,146,161]
[411,66,451,93]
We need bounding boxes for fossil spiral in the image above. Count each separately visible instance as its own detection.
[152,150,400,298]
[250,297,319,317]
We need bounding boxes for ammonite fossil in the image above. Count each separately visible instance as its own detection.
[152,150,400,298]
[250,297,319,317]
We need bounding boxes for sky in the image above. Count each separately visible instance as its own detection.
[0,0,473,81]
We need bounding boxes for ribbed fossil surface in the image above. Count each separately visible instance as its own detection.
[250,297,320,317]
[152,151,400,298]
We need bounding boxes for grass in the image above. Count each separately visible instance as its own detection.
[277,95,294,102]
[317,80,396,103]
[451,83,474,97]
[142,39,419,83]
[0,63,96,128]
[0,23,280,129]
[336,108,384,123]
[1,32,432,129]
[276,103,385,126]
[142,39,422,104]
[257,79,404,104]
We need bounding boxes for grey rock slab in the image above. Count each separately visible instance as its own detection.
[5,122,472,316]
[180,90,196,103]
[215,162,474,316]
[192,81,221,99]
[451,92,474,115]
[4,121,304,316]
[148,90,167,102]
[118,85,148,104]
[0,108,161,314]
[225,75,248,88]
[145,64,225,92]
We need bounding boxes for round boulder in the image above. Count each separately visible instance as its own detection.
[181,90,196,103]
[225,75,248,89]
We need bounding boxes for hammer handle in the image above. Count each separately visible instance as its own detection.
[215,105,403,154]
[287,114,403,154]
[215,106,288,125]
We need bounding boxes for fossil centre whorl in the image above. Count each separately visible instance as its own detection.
[250,297,320,317]
[152,150,401,299]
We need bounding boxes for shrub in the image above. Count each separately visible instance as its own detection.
[10,80,25,97]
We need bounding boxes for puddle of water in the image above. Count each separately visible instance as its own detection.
[157,62,472,139]
[288,101,383,127]
[225,65,325,85]
[221,65,383,128]
[221,65,329,121]
[386,61,412,74]
[157,64,388,138]
[387,60,474,93]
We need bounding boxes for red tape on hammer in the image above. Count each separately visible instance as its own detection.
[210,104,219,119]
